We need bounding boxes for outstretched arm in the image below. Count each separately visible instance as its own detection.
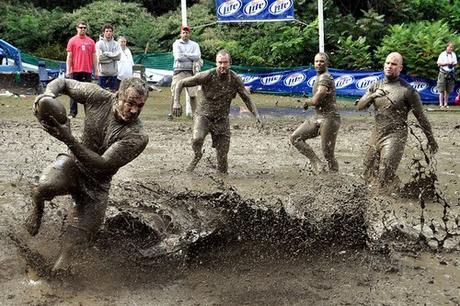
[172,72,208,117]
[409,91,438,153]
[236,76,260,121]
[43,78,109,105]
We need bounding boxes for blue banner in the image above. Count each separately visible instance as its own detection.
[241,68,460,104]
[216,0,294,22]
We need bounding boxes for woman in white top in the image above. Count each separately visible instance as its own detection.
[116,36,134,89]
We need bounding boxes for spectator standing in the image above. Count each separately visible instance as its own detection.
[169,25,201,119]
[116,36,134,90]
[96,24,121,91]
[437,41,457,109]
[65,21,97,119]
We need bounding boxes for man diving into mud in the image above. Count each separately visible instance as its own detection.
[172,49,261,174]
[356,52,438,191]
[25,77,149,273]
[290,52,341,173]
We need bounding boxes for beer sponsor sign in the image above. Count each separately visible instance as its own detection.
[216,0,294,22]
[240,68,452,103]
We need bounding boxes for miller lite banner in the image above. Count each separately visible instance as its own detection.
[241,68,459,103]
[216,0,294,22]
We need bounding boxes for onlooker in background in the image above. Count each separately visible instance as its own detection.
[437,41,457,109]
[168,25,201,120]
[66,21,97,119]
[116,36,134,90]
[96,24,121,91]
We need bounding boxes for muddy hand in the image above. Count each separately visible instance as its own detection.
[373,88,388,99]
[172,104,182,117]
[428,139,439,154]
[33,93,56,116]
[41,116,71,143]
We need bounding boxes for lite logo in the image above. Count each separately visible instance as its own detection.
[261,74,282,85]
[430,86,439,94]
[334,75,354,89]
[307,76,317,88]
[243,0,267,16]
[269,0,292,15]
[356,76,379,90]
[217,0,242,17]
[409,81,428,92]
[284,72,305,87]
[241,75,260,84]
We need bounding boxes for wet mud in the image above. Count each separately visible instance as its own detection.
[0,111,459,305]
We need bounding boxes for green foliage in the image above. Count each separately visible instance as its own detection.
[333,36,372,70]
[375,21,459,78]
[0,3,66,58]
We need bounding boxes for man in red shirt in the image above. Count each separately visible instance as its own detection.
[66,21,98,119]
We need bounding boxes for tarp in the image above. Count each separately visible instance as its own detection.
[240,68,460,102]
[215,0,294,23]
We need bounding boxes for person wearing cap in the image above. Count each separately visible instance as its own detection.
[169,25,202,120]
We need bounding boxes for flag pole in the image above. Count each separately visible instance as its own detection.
[318,0,325,52]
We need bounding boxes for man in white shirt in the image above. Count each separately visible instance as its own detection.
[116,36,134,89]
[437,41,457,109]
[169,25,202,120]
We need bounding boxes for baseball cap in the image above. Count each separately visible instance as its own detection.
[181,25,191,32]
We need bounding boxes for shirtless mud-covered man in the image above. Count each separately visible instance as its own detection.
[172,49,260,174]
[356,52,438,190]
[290,52,341,173]
[25,77,149,273]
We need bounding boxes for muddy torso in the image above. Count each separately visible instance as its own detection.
[197,70,242,119]
[313,72,338,117]
[368,78,414,137]
[62,82,148,184]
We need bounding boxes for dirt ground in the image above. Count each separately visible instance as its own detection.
[0,92,459,305]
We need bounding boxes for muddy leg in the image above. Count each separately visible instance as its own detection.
[214,135,230,174]
[52,192,108,274]
[190,96,197,116]
[25,156,77,236]
[320,116,341,172]
[378,136,406,189]
[290,120,322,172]
[187,116,209,172]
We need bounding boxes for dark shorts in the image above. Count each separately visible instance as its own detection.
[437,71,455,93]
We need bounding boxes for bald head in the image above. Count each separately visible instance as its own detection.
[384,52,403,79]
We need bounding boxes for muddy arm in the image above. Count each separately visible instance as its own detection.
[408,91,438,153]
[44,78,110,105]
[236,76,260,120]
[65,133,149,173]
[356,83,384,110]
[173,72,208,107]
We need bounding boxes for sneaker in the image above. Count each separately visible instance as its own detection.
[445,105,450,109]
[67,114,75,119]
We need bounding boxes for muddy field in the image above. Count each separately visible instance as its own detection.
[0,92,459,305]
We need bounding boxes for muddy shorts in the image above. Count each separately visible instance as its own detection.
[193,115,230,147]
[42,154,110,237]
[171,71,198,97]
[437,71,455,93]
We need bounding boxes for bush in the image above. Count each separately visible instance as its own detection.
[332,36,372,70]
[375,21,459,78]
